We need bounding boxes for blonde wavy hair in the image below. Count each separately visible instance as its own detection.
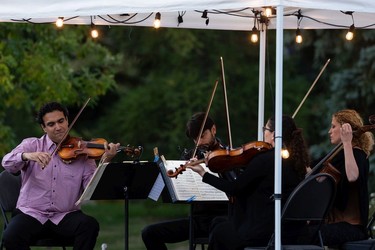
[333,109,374,157]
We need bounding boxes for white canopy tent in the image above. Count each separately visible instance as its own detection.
[2,1,375,249]
[1,1,375,30]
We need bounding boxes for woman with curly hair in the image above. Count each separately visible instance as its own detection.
[319,109,374,247]
[187,115,310,250]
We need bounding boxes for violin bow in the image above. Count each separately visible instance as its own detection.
[192,79,219,158]
[192,57,232,157]
[220,57,233,149]
[292,58,331,119]
[51,97,91,156]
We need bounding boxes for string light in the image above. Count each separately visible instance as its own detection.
[250,26,259,43]
[343,11,355,41]
[281,144,290,159]
[201,10,209,25]
[91,24,99,38]
[295,10,303,43]
[264,7,275,17]
[250,10,259,43]
[17,9,369,43]
[281,148,290,159]
[154,12,161,28]
[346,24,355,40]
[295,28,303,43]
[177,11,186,27]
[90,16,99,39]
[55,17,64,28]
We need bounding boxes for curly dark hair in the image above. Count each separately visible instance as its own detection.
[36,102,69,126]
[268,115,310,178]
[185,112,215,139]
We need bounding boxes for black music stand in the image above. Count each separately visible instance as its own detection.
[89,162,160,250]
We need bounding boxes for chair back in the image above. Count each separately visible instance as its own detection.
[0,171,21,213]
[282,172,336,222]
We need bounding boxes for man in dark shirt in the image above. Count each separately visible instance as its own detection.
[141,112,234,250]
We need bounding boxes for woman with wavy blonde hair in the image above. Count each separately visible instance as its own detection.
[319,109,374,247]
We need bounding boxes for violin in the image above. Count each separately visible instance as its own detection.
[57,136,142,163]
[167,141,272,178]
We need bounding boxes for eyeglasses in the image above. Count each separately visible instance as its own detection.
[262,127,273,133]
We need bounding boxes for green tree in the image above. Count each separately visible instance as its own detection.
[0,23,121,155]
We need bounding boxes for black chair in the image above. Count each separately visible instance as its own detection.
[245,172,337,250]
[0,170,74,250]
[339,203,375,250]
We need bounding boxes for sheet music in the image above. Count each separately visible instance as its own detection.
[148,173,165,201]
[75,162,108,205]
[161,159,228,202]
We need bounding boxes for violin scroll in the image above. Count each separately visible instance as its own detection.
[167,165,187,178]
[167,159,205,178]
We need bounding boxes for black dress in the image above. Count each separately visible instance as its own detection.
[318,148,369,246]
[202,149,304,250]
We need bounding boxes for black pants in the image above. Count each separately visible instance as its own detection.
[3,209,99,250]
[319,222,367,247]
[142,218,191,250]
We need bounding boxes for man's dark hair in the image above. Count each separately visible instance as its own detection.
[185,112,215,139]
[37,102,69,126]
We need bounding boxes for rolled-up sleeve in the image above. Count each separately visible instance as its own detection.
[2,138,38,173]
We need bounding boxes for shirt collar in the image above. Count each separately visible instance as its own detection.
[44,134,57,153]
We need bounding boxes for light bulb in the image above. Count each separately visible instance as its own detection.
[154,12,161,29]
[346,24,355,41]
[265,7,273,17]
[91,29,99,39]
[154,20,161,29]
[346,31,354,40]
[295,28,303,43]
[250,27,258,43]
[55,17,64,28]
[281,148,290,159]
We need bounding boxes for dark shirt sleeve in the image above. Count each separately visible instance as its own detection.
[202,150,273,196]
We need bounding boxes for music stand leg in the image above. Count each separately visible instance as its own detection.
[189,204,194,250]
[124,186,129,250]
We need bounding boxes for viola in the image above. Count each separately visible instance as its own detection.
[57,136,142,163]
[167,141,272,178]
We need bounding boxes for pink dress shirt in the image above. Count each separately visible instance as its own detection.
[2,134,97,224]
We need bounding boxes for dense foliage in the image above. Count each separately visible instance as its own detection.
[0,23,120,154]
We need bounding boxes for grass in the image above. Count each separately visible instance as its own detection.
[0,199,192,250]
[83,199,190,250]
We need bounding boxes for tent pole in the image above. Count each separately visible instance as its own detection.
[257,25,266,141]
[274,5,284,250]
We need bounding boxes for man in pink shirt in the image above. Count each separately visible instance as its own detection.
[2,102,120,250]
